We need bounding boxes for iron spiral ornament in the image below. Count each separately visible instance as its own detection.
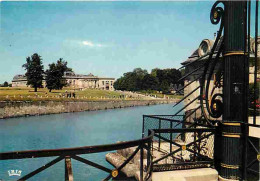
[210,1,224,25]
[200,1,225,125]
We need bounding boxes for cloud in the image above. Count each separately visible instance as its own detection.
[63,39,108,48]
[81,40,105,47]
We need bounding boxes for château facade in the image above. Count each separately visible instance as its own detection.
[12,71,115,91]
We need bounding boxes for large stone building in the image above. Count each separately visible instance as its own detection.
[12,71,115,91]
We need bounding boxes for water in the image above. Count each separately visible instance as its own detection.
[0,103,182,181]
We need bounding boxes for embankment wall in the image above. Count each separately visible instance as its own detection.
[0,100,177,119]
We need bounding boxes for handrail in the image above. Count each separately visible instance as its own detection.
[143,115,184,123]
[143,114,185,117]
[152,128,215,133]
[0,131,155,181]
[0,131,154,160]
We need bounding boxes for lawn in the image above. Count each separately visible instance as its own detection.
[0,87,176,102]
[0,87,131,102]
[137,90,183,99]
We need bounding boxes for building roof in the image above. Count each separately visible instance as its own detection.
[12,74,27,81]
[13,72,114,81]
[98,77,115,80]
[182,36,258,65]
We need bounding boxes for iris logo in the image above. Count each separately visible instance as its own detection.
[8,170,22,177]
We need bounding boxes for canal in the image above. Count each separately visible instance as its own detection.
[0,103,182,181]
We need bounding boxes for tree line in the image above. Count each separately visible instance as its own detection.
[0,81,11,87]
[22,53,72,92]
[114,68,183,93]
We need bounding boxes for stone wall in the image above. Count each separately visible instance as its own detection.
[0,100,176,119]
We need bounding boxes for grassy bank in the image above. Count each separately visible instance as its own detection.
[137,90,183,99]
[0,87,123,101]
[0,87,181,102]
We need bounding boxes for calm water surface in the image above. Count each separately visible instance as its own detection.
[0,103,182,181]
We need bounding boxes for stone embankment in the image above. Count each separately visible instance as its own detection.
[0,99,177,119]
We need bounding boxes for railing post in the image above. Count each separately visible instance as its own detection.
[182,115,186,142]
[142,115,145,138]
[140,144,144,181]
[198,131,201,161]
[147,138,152,178]
[170,121,173,153]
[159,119,161,151]
[148,129,154,154]
[65,156,73,181]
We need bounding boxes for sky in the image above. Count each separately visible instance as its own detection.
[0,1,257,83]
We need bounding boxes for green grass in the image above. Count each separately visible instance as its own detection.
[0,87,135,102]
[137,90,183,99]
[0,87,180,102]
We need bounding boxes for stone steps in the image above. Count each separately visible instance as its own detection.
[152,168,218,181]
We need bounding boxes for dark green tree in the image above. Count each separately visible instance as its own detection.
[160,80,170,93]
[123,72,138,91]
[45,58,72,92]
[3,81,8,87]
[114,67,182,92]
[133,68,148,90]
[142,74,159,90]
[114,68,148,91]
[113,78,122,90]
[22,53,44,92]
[151,68,160,77]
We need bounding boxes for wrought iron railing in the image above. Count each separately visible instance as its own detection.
[142,115,185,152]
[142,111,210,148]
[142,114,215,172]
[150,128,215,172]
[142,115,185,137]
[0,132,154,181]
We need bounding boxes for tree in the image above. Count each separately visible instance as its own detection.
[3,81,8,87]
[133,68,148,90]
[122,72,138,91]
[133,68,148,78]
[160,80,170,93]
[45,58,72,92]
[165,68,182,85]
[151,68,183,89]
[151,68,160,77]
[142,74,159,90]
[114,67,181,92]
[22,53,44,92]
[114,68,148,91]
[113,78,122,90]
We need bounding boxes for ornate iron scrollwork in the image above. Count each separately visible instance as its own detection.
[200,1,225,124]
[210,1,224,25]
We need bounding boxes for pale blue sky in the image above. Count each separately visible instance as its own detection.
[0,1,255,83]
